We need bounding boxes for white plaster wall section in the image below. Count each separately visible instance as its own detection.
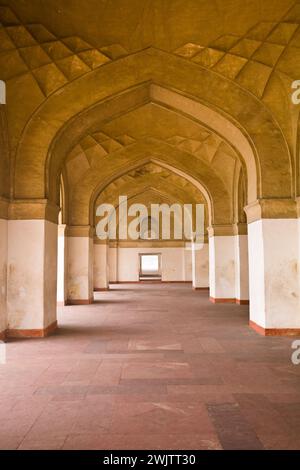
[161,248,184,281]
[248,220,267,328]
[88,237,94,298]
[0,219,7,333]
[57,225,67,304]
[108,247,118,282]
[7,219,57,330]
[117,248,139,282]
[44,220,58,327]
[262,219,300,329]
[181,248,186,281]
[209,238,216,298]
[94,243,109,289]
[235,234,249,301]
[209,236,236,298]
[184,249,192,282]
[192,243,209,288]
[114,247,189,282]
[67,236,93,300]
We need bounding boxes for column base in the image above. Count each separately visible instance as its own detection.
[0,331,6,341]
[6,321,57,339]
[210,297,235,303]
[236,299,250,305]
[210,297,249,305]
[250,320,300,337]
[67,298,93,305]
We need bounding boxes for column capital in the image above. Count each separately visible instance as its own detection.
[8,199,60,223]
[244,198,298,223]
[207,223,247,237]
[66,225,94,238]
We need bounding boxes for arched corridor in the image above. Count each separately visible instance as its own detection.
[1,283,300,450]
[0,0,300,453]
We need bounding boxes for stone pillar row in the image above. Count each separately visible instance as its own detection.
[93,239,109,291]
[208,223,249,304]
[66,226,94,304]
[208,198,300,336]
[4,201,59,338]
[245,199,300,335]
[0,207,96,337]
[57,224,67,306]
[0,198,8,341]
[191,241,209,289]
[0,198,299,338]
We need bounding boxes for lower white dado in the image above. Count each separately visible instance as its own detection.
[57,224,67,306]
[6,219,58,335]
[0,219,7,338]
[209,235,249,304]
[209,236,236,300]
[94,243,109,290]
[248,218,300,333]
[192,243,209,289]
[67,236,93,303]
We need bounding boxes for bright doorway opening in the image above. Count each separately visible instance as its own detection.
[139,253,161,281]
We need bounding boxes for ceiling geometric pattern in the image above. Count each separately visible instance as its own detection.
[64,102,240,198]
[2,3,300,99]
[0,1,298,227]
[174,12,300,99]
[66,131,136,185]
[0,5,126,96]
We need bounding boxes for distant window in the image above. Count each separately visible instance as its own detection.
[140,254,159,274]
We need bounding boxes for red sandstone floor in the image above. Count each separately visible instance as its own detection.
[1,283,300,450]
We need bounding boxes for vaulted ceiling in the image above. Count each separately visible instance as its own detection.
[0,1,299,229]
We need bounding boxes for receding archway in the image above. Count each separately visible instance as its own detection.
[13,51,293,208]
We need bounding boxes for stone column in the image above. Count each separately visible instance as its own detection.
[67,226,94,304]
[234,224,249,304]
[6,201,59,337]
[57,224,68,306]
[94,239,109,291]
[0,199,8,340]
[108,242,118,283]
[245,199,300,335]
[208,225,236,302]
[183,247,192,282]
[192,241,209,289]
